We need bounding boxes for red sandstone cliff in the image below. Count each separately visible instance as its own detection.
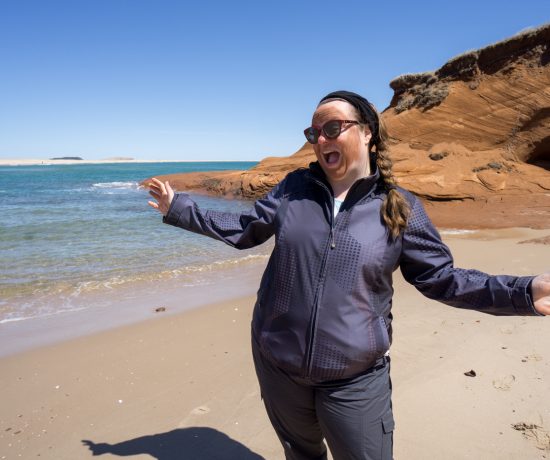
[144,24,550,229]
[145,143,315,199]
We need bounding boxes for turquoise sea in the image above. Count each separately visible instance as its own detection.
[0,162,272,324]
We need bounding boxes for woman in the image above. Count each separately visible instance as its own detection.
[148,90,549,460]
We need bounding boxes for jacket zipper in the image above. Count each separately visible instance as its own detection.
[303,170,380,377]
[305,177,335,377]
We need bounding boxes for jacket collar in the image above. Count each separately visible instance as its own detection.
[306,160,382,204]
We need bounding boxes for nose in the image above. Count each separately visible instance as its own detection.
[317,132,328,144]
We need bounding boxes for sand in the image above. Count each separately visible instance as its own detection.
[1,228,549,459]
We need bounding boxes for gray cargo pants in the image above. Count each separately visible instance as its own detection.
[252,342,394,460]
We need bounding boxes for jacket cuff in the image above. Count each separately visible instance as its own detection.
[512,276,543,316]
[162,193,187,226]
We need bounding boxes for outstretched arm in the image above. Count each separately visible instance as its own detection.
[146,176,284,249]
[400,196,545,316]
[532,273,550,315]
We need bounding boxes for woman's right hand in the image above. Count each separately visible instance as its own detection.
[147,178,175,216]
[532,272,550,315]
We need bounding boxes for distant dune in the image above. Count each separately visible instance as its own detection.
[0,158,185,166]
[101,156,135,161]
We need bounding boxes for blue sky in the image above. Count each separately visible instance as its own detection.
[1,1,548,161]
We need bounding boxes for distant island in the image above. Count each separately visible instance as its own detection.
[44,156,136,161]
[49,156,83,160]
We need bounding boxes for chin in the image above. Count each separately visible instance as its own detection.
[325,169,347,181]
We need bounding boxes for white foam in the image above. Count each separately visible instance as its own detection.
[0,305,88,324]
[440,229,477,236]
[0,316,29,324]
[170,254,269,274]
[92,181,139,190]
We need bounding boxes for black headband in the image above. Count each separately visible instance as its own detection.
[319,90,380,145]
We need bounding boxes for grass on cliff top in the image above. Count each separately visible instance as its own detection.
[390,22,549,88]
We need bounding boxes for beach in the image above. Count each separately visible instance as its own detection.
[1,228,549,459]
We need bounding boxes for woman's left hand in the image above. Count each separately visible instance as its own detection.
[532,273,550,315]
[147,178,174,216]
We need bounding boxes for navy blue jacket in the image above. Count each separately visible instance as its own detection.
[163,163,539,381]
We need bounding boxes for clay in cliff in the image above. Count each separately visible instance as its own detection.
[143,24,550,229]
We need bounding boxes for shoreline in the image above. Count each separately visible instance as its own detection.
[0,259,265,359]
[1,226,549,459]
[0,159,258,166]
[0,227,547,359]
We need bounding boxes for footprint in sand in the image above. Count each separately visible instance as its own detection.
[524,354,543,362]
[190,405,211,415]
[177,405,211,427]
[512,422,550,451]
[500,325,515,335]
[492,374,515,391]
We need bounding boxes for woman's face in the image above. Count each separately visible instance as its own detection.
[311,100,372,188]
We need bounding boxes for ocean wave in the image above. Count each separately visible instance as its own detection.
[92,181,140,190]
[71,254,269,290]
[440,229,477,236]
[60,187,88,192]
[178,254,269,272]
[0,316,32,324]
[0,305,88,324]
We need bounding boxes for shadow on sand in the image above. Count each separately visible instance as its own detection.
[82,426,265,460]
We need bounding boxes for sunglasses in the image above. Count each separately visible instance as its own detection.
[303,120,360,144]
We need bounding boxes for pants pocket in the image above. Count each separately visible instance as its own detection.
[381,411,395,459]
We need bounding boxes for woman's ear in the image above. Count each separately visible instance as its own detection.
[363,130,372,146]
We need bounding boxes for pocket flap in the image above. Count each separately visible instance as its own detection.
[382,412,395,434]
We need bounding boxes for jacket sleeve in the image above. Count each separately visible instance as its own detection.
[161,179,285,249]
[399,196,541,316]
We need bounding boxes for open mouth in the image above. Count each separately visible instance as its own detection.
[323,151,341,165]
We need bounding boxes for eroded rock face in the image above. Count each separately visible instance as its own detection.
[385,25,550,198]
[143,24,550,228]
[382,25,550,227]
